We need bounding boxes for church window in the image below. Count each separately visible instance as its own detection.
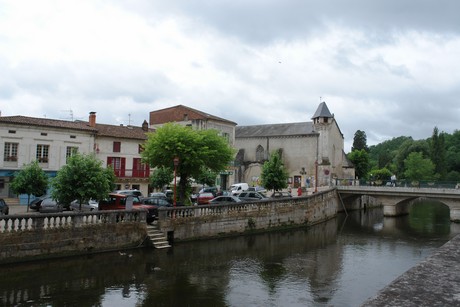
[256,145,265,161]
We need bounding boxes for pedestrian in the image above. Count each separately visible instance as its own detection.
[297,186,302,196]
[391,174,397,187]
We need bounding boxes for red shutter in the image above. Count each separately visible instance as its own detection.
[120,157,126,177]
[133,158,140,177]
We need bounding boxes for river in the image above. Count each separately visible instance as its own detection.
[1,200,459,307]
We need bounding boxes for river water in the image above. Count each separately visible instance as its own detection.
[1,200,459,307]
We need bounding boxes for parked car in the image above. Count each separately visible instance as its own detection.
[39,197,64,213]
[198,186,218,196]
[98,193,156,223]
[229,183,249,195]
[142,197,172,220]
[70,199,99,211]
[197,192,215,205]
[29,195,49,211]
[247,186,267,194]
[114,189,144,199]
[237,191,269,202]
[270,191,292,198]
[0,198,9,215]
[209,195,242,205]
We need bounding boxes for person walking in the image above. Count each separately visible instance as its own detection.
[297,186,302,196]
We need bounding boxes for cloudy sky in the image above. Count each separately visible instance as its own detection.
[1,0,459,151]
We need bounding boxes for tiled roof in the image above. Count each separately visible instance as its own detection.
[0,115,97,132]
[149,105,237,126]
[95,123,153,140]
[0,115,154,140]
[236,122,316,138]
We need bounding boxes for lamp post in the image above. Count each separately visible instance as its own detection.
[173,156,179,208]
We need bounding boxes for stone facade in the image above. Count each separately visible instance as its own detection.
[235,102,355,188]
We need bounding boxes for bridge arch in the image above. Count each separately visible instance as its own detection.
[336,186,460,222]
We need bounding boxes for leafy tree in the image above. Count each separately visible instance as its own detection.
[142,123,234,204]
[368,136,411,171]
[394,139,430,175]
[347,149,369,179]
[195,167,218,187]
[351,130,369,152]
[404,152,435,181]
[430,127,447,179]
[10,161,48,211]
[369,167,392,183]
[51,153,116,210]
[149,166,174,191]
[260,150,289,191]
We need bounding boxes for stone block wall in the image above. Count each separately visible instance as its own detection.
[160,189,339,241]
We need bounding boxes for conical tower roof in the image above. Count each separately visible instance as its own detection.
[312,102,333,119]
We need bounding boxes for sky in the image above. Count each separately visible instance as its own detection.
[1,0,459,152]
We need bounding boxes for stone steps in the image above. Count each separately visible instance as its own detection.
[4,198,20,206]
[146,223,171,249]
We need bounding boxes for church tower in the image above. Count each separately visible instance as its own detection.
[312,101,343,184]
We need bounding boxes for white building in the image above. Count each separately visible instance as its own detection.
[0,112,153,199]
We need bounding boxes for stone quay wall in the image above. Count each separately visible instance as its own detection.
[157,189,339,242]
[0,210,147,264]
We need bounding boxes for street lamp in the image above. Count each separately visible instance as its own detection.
[173,156,180,208]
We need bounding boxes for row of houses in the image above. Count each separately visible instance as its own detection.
[0,102,354,199]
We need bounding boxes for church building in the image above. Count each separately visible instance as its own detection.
[234,102,355,189]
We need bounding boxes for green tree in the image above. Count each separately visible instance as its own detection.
[142,123,234,204]
[404,152,435,181]
[10,161,48,211]
[351,130,369,152]
[195,167,218,187]
[394,139,430,175]
[51,153,116,210]
[370,167,392,183]
[347,149,369,180]
[149,166,174,191]
[260,150,289,191]
[430,127,447,179]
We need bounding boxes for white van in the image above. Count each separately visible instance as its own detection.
[229,183,249,195]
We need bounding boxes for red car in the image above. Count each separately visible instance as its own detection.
[98,193,156,223]
[197,192,215,205]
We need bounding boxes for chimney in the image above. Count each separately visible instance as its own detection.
[142,120,148,131]
[89,112,96,127]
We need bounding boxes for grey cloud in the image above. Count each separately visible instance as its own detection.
[130,0,460,44]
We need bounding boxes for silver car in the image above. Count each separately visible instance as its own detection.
[70,199,99,211]
[39,197,63,213]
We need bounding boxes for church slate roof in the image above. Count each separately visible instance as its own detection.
[236,122,316,138]
[312,101,333,119]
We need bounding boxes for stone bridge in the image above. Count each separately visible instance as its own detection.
[337,186,460,222]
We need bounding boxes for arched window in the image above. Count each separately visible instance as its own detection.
[256,145,265,161]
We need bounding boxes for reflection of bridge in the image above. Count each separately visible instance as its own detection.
[336,186,460,222]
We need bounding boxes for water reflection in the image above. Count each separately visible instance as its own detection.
[1,201,458,307]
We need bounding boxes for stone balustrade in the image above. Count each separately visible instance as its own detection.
[0,210,146,233]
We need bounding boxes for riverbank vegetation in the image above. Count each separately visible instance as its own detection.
[348,127,460,182]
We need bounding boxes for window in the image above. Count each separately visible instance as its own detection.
[108,157,126,177]
[222,132,230,142]
[256,145,265,161]
[36,144,49,163]
[4,142,18,161]
[66,146,78,163]
[113,141,121,152]
[133,158,149,177]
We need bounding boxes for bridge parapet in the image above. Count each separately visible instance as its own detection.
[337,186,460,222]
